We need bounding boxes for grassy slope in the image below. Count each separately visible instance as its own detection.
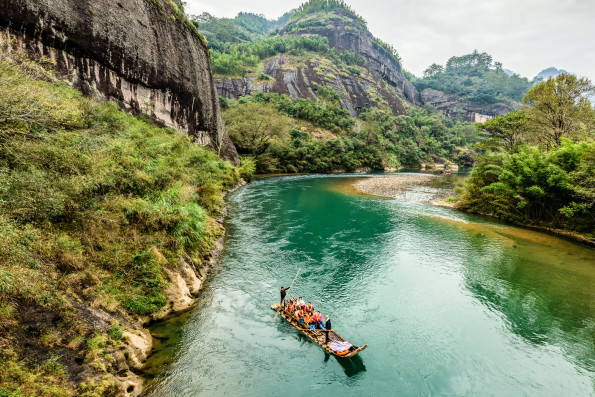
[0,54,243,395]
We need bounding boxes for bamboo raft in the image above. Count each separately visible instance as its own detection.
[271,303,368,358]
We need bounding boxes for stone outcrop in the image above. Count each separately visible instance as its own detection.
[122,329,152,371]
[421,89,514,122]
[215,10,420,116]
[216,55,407,117]
[283,10,420,106]
[0,0,239,165]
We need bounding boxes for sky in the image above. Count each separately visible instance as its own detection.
[184,0,595,81]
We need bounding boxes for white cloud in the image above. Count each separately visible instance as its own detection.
[185,0,595,81]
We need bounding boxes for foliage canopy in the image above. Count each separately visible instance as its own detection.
[523,73,595,148]
[415,50,536,106]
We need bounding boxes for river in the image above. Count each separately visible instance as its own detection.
[141,172,595,396]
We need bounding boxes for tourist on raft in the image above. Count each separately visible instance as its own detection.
[282,299,331,337]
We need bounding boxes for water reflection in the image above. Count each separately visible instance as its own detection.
[332,354,367,378]
[439,215,595,372]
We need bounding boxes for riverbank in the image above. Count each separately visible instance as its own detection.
[131,180,246,395]
[0,53,247,396]
[352,174,595,247]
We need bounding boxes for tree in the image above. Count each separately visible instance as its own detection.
[524,73,595,148]
[223,102,290,155]
[423,63,444,78]
[476,110,530,152]
[494,62,503,74]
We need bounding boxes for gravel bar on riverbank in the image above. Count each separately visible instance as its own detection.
[354,175,454,202]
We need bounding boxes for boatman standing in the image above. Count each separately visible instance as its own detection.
[325,315,332,344]
[280,286,291,306]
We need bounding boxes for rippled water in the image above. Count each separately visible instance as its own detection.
[142,173,595,396]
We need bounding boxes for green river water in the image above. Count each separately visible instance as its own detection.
[142,172,595,396]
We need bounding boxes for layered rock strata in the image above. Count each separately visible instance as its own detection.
[283,10,420,105]
[215,10,420,116]
[216,55,407,117]
[420,89,513,122]
[0,0,239,165]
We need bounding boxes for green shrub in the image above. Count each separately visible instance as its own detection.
[458,140,595,232]
[211,35,330,76]
[239,157,257,182]
[257,72,274,82]
[346,65,361,75]
[108,325,123,341]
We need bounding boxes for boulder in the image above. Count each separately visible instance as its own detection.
[163,269,193,313]
[123,329,152,370]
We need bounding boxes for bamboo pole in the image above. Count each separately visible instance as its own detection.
[274,267,301,320]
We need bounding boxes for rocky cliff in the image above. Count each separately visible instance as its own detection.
[216,54,409,116]
[215,9,420,116]
[0,0,239,165]
[420,89,513,122]
[283,10,419,104]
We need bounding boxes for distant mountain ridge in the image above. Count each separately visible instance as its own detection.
[535,67,568,81]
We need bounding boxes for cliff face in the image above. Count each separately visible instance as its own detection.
[216,55,408,116]
[421,89,513,122]
[0,0,239,165]
[214,10,420,116]
[284,10,420,106]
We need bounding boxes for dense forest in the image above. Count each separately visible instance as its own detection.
[222,93,476,175]
[209,35,331,76]
[189,11,289,51]
[456,74,595,235]
[414,50,538,107]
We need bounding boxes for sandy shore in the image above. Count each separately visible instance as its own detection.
[353,175,455,203]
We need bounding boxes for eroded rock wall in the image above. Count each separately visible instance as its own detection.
[420,89,513,122]
[215,10,420,116]
[216,55,407,117]
[284,11,420,105]
[0,0,239,165]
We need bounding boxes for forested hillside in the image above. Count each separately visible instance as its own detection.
[415,50,537,109]
[0,48,246,396]
[455,74,595,237]
[190,11,291,51]
[196,0,474,173]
